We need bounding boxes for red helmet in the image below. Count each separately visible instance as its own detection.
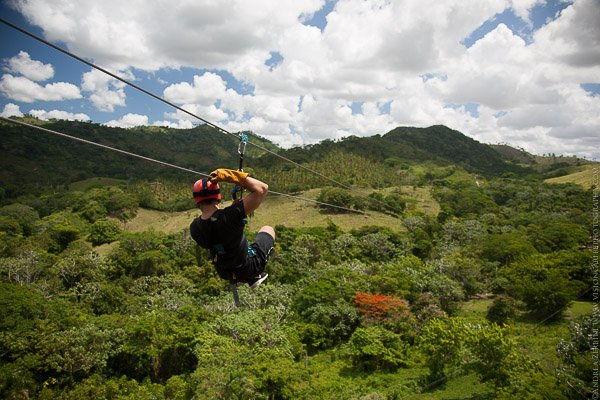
[193,178,222,204]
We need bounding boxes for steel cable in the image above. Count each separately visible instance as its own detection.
[0,17,352,191]
[1,117,364,214]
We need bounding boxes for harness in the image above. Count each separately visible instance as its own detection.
[204,214,254,268]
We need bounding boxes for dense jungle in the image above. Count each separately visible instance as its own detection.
[0,118,596,399]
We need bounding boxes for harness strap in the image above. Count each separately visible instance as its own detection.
[247,242,256,256]
[193,177,220,197]
[193,189,220,197]
[211,243,226,256]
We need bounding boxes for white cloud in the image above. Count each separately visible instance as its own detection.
[8,0,600,159]
[81,69,126,111]
[164,103,229,124]
[510,0,543,25]
[104,113,149,128]
[441,23,549,110]
[533,0,600,69]
[163,72,227,105]
[0,103,24,117]
[11,0,324,71]
[152,119,194,129]
[5,51,54,81]
[0,74,82,102]
[29,108,90,121]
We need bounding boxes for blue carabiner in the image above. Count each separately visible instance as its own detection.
[238,132,248,156]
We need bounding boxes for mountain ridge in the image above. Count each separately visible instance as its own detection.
[0,117,590,200]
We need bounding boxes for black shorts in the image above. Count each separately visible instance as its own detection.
[250,231,275,263]
[227,232,274,283]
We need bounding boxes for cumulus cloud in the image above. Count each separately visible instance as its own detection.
[163,72,301,128]
[7,0,600,159]
[152,119,194,129]
[4,51,54,81]
[533,0,600,68]
[104,113,149,128]
[164,103,229,124]
[163,72,228,105]
[10,0,324,71]
[81,69,126,111]
[510,0,544,25]
[0,103,24,117]
[0,74,81,102]
[29,108,90,121]
[442,23,547,110]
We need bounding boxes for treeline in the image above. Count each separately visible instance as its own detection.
[0,118,273,199]
[0,171,594,399]
[3,118,592,203]
[252,125,534,181]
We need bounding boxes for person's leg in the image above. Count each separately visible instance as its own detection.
[243,226,275,287]
[259,225,275,240]
[252,226,275,262]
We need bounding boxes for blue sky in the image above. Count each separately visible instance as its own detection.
[1,0,598,159]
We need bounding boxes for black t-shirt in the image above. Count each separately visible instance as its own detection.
[189,201,248,270]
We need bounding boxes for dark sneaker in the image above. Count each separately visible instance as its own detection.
[249,272,268,289]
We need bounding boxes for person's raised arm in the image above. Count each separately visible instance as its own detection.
[241,176,268,215]
[209,168,268,215]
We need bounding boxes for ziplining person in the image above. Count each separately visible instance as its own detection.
[189,168,275,289]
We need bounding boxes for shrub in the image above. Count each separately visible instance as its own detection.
[556,315,596,399]
[89,219,122,246]
[317,187,354,212]
[501,253,583,321]
[421,317,540,387]
[0,203,39,235]
[0,216,22,236]
[357,232,399,262]
[83,187,139,221]
[486,295,518,326]
[383,193,406,215]
[352,195,368,211]
[79,201,108,223]
[420,317,469,381]
[479,230,537,265]
[301,300,360,348]
[349,326,409,371]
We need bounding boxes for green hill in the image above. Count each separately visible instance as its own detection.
[252,125,533,190]
[0,117,275,197]
[490,143,593,176]
[2,118,588,201]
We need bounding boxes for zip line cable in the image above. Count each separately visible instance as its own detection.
[1,18,403,215]
[1,118,211,178]
[0,17,352,191]
[1,117,364,214]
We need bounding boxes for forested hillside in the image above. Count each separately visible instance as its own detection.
[0,118,596,399]
[0,118,275,198]
[253,125,530,184]
[3,118,591,199]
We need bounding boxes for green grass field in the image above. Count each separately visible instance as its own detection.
[123,186,440,234]
[545,163,598,188]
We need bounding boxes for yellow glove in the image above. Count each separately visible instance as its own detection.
[210,168,249,186]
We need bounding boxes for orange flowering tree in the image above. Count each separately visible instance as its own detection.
[353,292,410,323]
